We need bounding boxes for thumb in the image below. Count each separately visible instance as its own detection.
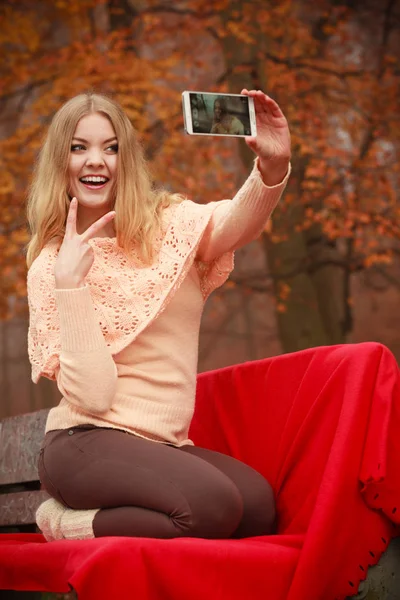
[245,136,258,152]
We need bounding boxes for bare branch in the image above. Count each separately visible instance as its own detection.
[139,4,216,18]
[0,78,56,106]
[373,266,400,290]
[263,52,365,78]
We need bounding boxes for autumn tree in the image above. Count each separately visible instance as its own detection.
[139,0,400,350]
[0,0,399,353]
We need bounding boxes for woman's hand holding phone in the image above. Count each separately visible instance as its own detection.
[241,89,291,186]
[181,88,291,185]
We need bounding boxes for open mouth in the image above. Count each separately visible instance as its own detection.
[79,176,110,190]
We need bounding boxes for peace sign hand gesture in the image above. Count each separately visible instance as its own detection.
[54,197,116,290]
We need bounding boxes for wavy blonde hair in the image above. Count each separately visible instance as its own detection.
[26,92,183,269]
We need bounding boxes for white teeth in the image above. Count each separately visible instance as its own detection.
[80,176,108,183]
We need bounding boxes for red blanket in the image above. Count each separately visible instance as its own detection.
[1,342,399,600]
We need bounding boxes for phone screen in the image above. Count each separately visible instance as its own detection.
[189,93,253,136]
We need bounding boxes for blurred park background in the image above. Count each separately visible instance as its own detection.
[0,0,399,421]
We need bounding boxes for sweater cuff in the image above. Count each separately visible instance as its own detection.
[55,285,106,352]
[254,157,291,189]
[236,158,291,213]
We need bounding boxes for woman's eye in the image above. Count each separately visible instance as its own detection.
[70,143,118,152]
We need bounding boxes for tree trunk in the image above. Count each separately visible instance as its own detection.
[219,3,347,353]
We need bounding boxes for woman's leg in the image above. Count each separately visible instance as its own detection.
[39,425,243,539]
[180,445,275,538]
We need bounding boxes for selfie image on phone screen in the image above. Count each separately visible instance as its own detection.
[186,92,254,136]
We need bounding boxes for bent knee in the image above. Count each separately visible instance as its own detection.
[234,477,276,538]
[186,478,243,539]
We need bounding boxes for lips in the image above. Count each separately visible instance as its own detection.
[79,175,110,191]
[80,181,108,190]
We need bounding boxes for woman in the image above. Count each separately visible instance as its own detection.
[211,96,245,135]
[27,89,291,540]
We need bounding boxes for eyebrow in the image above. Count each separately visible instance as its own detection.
[72,136,118,144]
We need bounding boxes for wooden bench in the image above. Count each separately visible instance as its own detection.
[0,409,76,600]
[0,409,49,535]
[1,409,400,599]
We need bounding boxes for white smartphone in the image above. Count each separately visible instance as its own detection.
[182,91,257,137]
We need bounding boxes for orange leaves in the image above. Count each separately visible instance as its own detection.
[278,282,291,301]
[0,172,15,195]
[0,0,399,322]
[276,283,291,313]
[270,232,289,244]
[225,21,255,45]
[9,229,30,246]
[301,159,328,191]
[263,219,272,234]
[357,213,371,225]
[302,179,323,191]
[2,242,21,259]
[364,252,393,268]
[305,162,327,179]
[322,24,337,36]
[325,194,343,209]
[0,6,39,50]
[53,0,103,15]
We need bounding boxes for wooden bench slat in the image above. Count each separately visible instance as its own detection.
[0,409,48,486]
[0,489,49,527]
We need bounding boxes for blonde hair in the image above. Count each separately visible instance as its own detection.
[26,92,183,269]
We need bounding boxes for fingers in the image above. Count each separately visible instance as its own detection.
[65,197,78,238]
[242,89,266,99]
[241,89,283,117]
[65,197,116,242]
[81,210,116,243]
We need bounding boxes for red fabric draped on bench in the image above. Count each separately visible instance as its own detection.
[1,342,399,600]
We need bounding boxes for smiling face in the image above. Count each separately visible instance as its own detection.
[214,100,222,121]
[68,112,118,229]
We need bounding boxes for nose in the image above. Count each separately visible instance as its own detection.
[86,148,104,168]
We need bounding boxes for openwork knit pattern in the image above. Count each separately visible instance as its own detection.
[27,199,234,383]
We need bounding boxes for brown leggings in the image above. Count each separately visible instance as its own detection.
[38,424,275,539]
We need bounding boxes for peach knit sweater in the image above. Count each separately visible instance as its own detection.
[28,159,290,447]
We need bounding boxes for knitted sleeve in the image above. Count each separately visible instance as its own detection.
[54,286,118,414]
[197,158,291,263]
[27,259,117,414]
